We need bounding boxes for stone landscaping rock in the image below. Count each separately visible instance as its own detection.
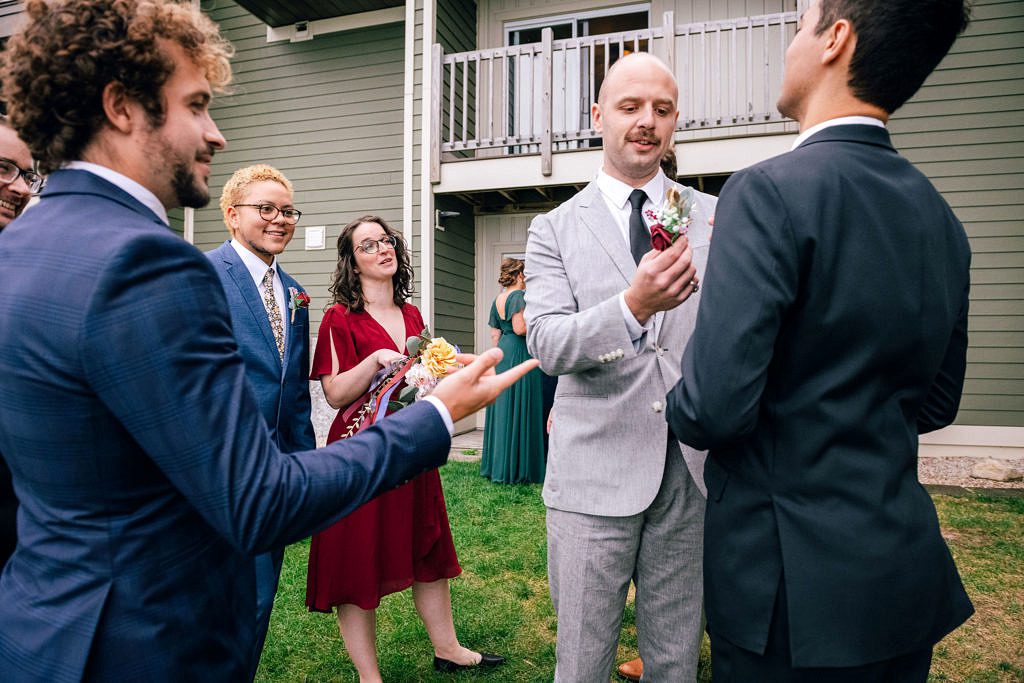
[970,458,1024,482]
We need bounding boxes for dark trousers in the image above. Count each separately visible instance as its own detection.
[249,548,285,680]
[711,580,933,682]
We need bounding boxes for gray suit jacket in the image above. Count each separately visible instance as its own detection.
[525,177,716,516]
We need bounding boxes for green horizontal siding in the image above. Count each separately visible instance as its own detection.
[890,0,1024,427]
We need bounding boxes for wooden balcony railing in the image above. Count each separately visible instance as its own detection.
[430,10,798,182]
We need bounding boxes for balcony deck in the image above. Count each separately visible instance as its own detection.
[431,9,800,191]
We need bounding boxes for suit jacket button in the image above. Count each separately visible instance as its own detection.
[652,401,664,413]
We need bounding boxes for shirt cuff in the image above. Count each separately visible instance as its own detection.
[619,292,651,347]
[422,395,455,436]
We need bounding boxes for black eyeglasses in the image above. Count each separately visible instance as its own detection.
[356,235,398,254]
[0,157,43,193]
[232,203,302,224]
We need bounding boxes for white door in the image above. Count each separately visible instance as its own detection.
[474,213,535,429]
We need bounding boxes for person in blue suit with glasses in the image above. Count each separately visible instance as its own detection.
[206,164,317,679]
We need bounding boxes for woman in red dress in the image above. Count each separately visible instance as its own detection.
[307,215,504,681]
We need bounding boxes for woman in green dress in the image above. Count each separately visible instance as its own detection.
[480,258,546,484]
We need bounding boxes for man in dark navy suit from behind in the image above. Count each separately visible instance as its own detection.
[0,2,535,680]
[666,0,974,680]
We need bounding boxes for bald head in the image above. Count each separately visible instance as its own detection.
[597,52,677,105]
[592,52,679,186]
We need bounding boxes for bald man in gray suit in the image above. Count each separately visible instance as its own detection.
[525,53,716,682]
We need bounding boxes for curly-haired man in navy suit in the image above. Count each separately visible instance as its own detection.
[0,2,533,680]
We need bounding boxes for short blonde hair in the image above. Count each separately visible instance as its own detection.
[219,164,294,233]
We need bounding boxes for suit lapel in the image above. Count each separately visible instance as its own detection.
[577,182,635,285]
[218,244,281,365]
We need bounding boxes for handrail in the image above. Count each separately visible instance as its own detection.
[431,10,798,182]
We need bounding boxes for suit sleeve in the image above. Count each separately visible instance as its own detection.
[81,234,449,554]
[665,167,800,450]
[917,281,970,433]
[524,212,638,374]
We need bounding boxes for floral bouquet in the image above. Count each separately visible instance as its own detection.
[336,327,459,439]
[393,327,459,408]
[644,185,695,251]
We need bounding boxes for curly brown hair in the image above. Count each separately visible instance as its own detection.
[498,257,524,287]
[327,215,414,312]
[0,0,233,174]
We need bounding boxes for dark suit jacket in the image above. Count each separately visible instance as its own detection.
[206,241,316,454]
[0,169,449,681]
[665,125,974,667]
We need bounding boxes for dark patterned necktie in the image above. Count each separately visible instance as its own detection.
[628,189,649,265]
[261,268,285,361]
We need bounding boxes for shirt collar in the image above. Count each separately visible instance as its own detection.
[596,167,667,210]
[64,160,170,226]
[230,238,279,285]
[791,116,886,150]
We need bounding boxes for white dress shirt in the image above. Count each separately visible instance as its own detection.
[229,238,288,347]
[791,115,886,150]
[595,167,668,346]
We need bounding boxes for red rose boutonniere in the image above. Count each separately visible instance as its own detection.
[288,287,311,322]
[645,185,696,251]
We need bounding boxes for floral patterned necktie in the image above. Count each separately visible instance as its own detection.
[261,268,285,361]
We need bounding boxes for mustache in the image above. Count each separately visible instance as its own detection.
[196,146,217,163]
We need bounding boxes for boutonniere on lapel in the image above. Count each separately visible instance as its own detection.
[645,185,695,251]
[288,287,311,322]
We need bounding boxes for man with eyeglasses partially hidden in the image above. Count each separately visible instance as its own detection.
[206,164,316,679]
[0,115,39,574]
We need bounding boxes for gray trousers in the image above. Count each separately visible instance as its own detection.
[547,441,705,682]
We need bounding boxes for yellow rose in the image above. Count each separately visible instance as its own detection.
[421,337,457,378]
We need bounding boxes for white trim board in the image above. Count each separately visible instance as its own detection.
[434,134,797,193]
[266,6,404,43]
[919,426,1024,460]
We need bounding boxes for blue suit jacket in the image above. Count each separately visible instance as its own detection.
[205,241,316,454]
[0,169,449,681]
[666,126,973,666]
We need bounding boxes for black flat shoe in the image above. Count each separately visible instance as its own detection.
[433,653,506,672]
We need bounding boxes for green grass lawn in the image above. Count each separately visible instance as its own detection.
[257,462,1022,682]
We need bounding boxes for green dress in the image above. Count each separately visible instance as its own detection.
[480,289,546,484]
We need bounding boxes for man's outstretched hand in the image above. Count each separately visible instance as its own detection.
[432,349,539,422]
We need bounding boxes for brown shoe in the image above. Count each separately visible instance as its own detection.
[617,657,643,682]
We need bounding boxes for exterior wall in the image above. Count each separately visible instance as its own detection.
[196,0,406,336]
[433,0,478,351]
[889,0,1024,427]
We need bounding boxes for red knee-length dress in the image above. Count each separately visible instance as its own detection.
[305,303,461,612]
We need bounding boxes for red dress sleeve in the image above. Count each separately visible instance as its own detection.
[309,305,358,380]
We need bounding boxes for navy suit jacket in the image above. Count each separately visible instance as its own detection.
[666,125,974,667]
[206,241,316,454]
[0,169,450,681]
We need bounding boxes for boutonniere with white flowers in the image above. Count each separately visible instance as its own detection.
[645,185,695,251]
